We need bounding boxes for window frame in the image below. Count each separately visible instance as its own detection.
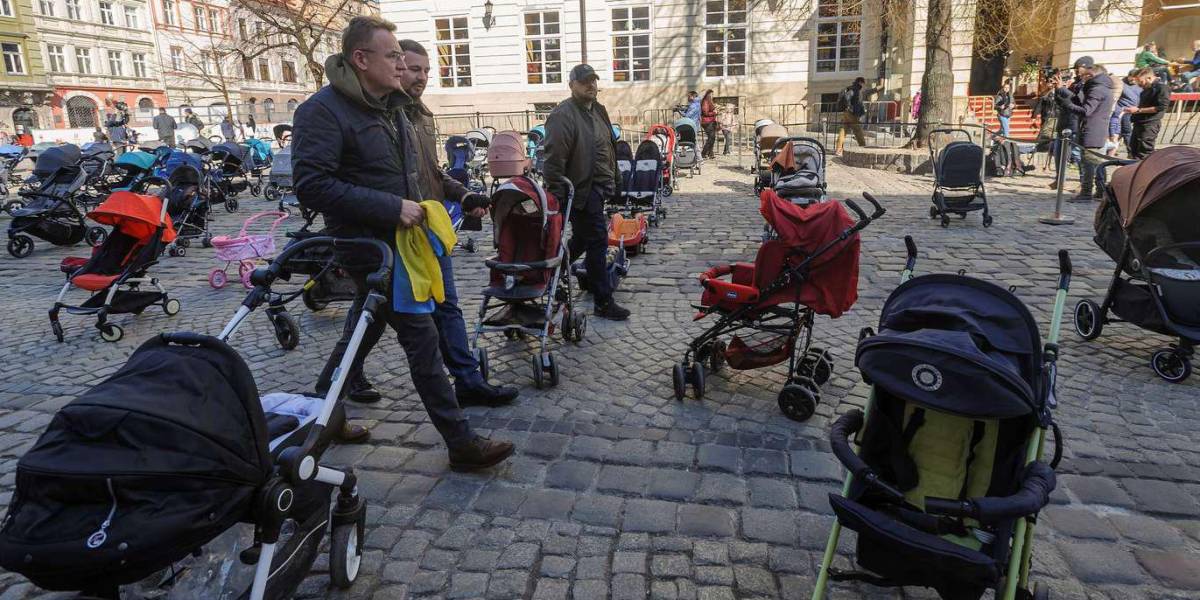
[814,0,862,74]
[38,0,53,16]
[169,45,182,71]
[193,5,206,30]
[161,0,174,25]
[703,0,749,79]
[282,59,297,83]
[242,56,254,79]
[132,51,147,77]
[433,15,472,89]
[46,43,65,72]
[75,46,92,74]
[123,4,138,27]
[523,10,562,86]
[2,42,26,75]
[107,49,122,76]
[610,5,652,84]
[65,0,82,20]
[0,0,14,17]
[257,57,270,81]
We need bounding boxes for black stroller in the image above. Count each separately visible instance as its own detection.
[7,145,108,258]
[928,128,992,228]
[78,141,115,201]
[813,237,1067,600]
[1074,146,1200,382]
[151,152,216,254]
[0,236,386,600]
[211,141,262,198]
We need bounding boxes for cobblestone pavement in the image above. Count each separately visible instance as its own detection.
[1,155,1198,600]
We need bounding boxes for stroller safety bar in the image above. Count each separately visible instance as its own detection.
[829,410,906,502]
[485,257,562,272]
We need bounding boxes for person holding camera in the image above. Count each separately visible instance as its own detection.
[1054,56,1113,202]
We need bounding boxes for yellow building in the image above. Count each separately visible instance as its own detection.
[0,0,53,132]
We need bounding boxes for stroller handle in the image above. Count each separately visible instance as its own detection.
[904,236,918,266]
[245,236,394,305]
[844,192,886,234]
[1057,250,1071,291]
[829,410,907,503]
[237,210,289,238]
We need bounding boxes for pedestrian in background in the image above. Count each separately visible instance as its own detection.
[1055,56,1113,202]
[1125,67,1171,159]
[719,104,737,156]
[700,89,718,159]
[994,81,1014,137]
[220,116,236,142]
[834,77,867,155]
[152,107,177,148]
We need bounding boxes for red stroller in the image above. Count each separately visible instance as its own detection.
[50,191,179,343]
[673,189,885,421]
[471,175,585,388]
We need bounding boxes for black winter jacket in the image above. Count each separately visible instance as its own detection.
[1055,73,1114,148]
[543,97,618,214]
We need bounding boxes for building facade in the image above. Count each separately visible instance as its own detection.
[0,0,53,132]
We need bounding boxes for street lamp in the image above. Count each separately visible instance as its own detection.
[482,0,495,30]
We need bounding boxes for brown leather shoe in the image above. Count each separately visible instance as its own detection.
[337,423,371,444]
[448,436,515,471]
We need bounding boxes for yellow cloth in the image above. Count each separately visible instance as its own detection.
[395,200,458,303]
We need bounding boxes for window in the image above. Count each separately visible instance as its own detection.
[124,5,137,27]
[75,47,92,73]
[208,8,218,32]
[815,0,861,73]
[169,45,182,71]
[161,0,173,25]
[66,0,81,20]
[237,17,246,38]
[611,6,651,82]
[132,52,147,77]
[257,57,270,81]
[38,0,53,16]
[0,0,13,17]
[524,11,561,85]
[46,43,65,72]
[66,95,98,128]
[242,57,253,79]
[2,42,24,74]
[262,98,273,121]
[99,1,115,24]
[704,0,747,77]
[282,60,296,83]
[193,6,206,30]
[107,50,122,75]
[204,50,216,74]
[434,16,471,88]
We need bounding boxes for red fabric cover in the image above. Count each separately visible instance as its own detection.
[489,176,563,291]
[87,191,177,243]
[608,213,646,247]
[60,254,93,274]
[71,274,120,292]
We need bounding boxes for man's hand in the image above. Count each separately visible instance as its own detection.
[400,199,425,228]
[1122,106,1138,115]
[468,207,488,218]
[462,193,490,215]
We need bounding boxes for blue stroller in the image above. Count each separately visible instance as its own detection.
[444,135,482,193]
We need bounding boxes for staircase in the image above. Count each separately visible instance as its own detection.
[967,95,1039,140]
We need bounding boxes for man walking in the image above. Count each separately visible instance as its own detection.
[682,91,700,122]
[292,15,513,470]
[543,64,630,321]
[1124,67,1172,159]
[389,37,520,407]
[1055,56,1114,202]
[834,77,868,155]
[152,107,177,148]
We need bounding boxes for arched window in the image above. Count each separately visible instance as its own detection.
[65,96,99,128]
[11,107,38,129]
[262,98,274,122]
[138,97,154,110]
[286,98,297,113]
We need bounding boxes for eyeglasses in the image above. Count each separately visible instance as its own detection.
[357,49,405,63]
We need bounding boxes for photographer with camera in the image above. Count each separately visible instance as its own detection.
[1054,56,1114,202]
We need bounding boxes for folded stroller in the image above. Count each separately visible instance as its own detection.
[675,190,885,419]
[7,145,108,258]
[49,191,179,343]
[752,121,788,193]
[673,117,702,177]
[929,128,991,228]
[646,124,676,196]
[1,236,384,600]
[763,137,828,202]
[472,175,584,388]
[1075,146,1200,382]
[813,237,1068,600]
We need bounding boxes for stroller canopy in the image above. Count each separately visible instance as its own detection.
[245,137,272,163]
[673,118,699,144]
[857,275,1043,419]
[487,131,529,178]
[611,124,622,141]
[647,124,676,150]
[184,138,213,153]
[81,142,113,157]
[936,141,983,188]
[272,123,293,143]
[88,191,177,243]
[758,189,860,317]
[1110,145,1200,229]
[157,149,204,180]
[757,124,788,151]
[615,140,633,162]
[445,136,473,168]
[0,143,25,158]
[33,144,81,179]
[466,128,492,148]
[115,151,156,171]
[491,176,557,245]
[634,139,663,163]
[212,141,247,163]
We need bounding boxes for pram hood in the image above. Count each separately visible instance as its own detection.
[466,128,492,148]
[673,118,699,144]
[753,119,776,136]
[857,275,1043,420]
[81,142,113,157]
[615,140,633,162]
[486,130,530,178]
[88,191,177,243]
[245,137,272,162]
[1109,145,1200,229]
[646,124,675,152]
[757,124,788,151]
[445,136,474,167]
[491,175,557,244]
[212,141,247,164]
[184,137,213,153]
[33,145,81,179]
[115,151,156,171]
[272,123,293,142]
[936,141,983,187]
[635,139,663,163]
[158,149,204,181]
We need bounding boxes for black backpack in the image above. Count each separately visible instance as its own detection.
[836,87,853,112]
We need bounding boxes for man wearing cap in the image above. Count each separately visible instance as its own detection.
[1055,56,1113,201]
[543,64,630,321]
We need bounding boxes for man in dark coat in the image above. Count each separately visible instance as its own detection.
[292,15,513,470]
[1055,56,1114,201]
[1123,67,1172,159]
[543,64,630,321]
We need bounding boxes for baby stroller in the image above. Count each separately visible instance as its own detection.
[752,121,786,178]
[245,137,273,176]
[264,145,295,210]
[7,145,108,258]
[146,151,217,255]
[209,211,289,290]
[612,139,667,254]
[646,124,677,195]
[673,117,702,177]
[79,141,115,201]
[813,237,1068,600]
[108,150,158,192]
[674,190,885,420]
[0,143,28,206]
[472,175,584,389]
[763,137,827,202]
[49,191,179,343]
[609,140,648,254]
[445,135,482,193]
[211,141,262,199]
[527,124,546,163]
[1,237,383,600]
[929,128,991,228]
[487,130,531,189]
[1074,146,1200,382]
[466,128,492,179]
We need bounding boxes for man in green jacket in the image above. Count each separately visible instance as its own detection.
[1135,42,1173,84]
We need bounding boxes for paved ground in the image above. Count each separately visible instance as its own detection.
[1,155,1199,600]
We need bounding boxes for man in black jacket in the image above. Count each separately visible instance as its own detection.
[292,16,513,470]
[543,64,630,321]
[1055,56,1114,201]
[1124,67,1172,159]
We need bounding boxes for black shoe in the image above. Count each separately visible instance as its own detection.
[1066,193,1094,204]
[348,374,381,404]
[594,300,631,321]
[455,380,519,407]
[448,436,515,471]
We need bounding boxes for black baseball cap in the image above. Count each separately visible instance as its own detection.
[1073,56,1095,69]
[570,64,599,83]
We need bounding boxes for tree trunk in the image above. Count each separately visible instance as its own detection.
[910,0,955,148]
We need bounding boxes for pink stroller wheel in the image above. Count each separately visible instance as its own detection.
[209,268,228,289]
[239,260,256,289]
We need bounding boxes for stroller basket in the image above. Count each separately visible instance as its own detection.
[724,332,795,370]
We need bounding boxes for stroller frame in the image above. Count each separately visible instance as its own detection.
[759,136,828,200]
[812,237,1071,600]
[674,193,886,421]
[928,128,992,228]
[7,167,108,258]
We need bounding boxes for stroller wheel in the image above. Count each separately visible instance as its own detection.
[85,226,108,247]
[672,363,687,401]
[1073,300,1103,340]
[797,350,833,385]
[573,312,587,342]
[532,355,545,389]
[1033,583,1050,600]
[547,353,560,387]
[264,184,281,202]
[940,215,951,228]
[225,197,239,212]
[176,237,191,248]
[7,235,33,258]
[690,362,706,400]
[708,340,726,374]
[474,347,490,381]
[778,384,817,422]
[272,310,300,350]
[51,320,64,343]
[239,261,256,289]
[99,324,124,343]
[929,206,939,219]
[561,311,575,341]
[209,268,228,289]
[329,520,363,588]
[1151,349,1192,383]
[982,214,994,228]
[163,298,181,316]
[302,286,329,311]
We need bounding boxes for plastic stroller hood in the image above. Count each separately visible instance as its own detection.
[33,145,82,179]
[1109,145,1200,228]
[487,131,530,178]
[115,151,156,171]
[87,191,177,243]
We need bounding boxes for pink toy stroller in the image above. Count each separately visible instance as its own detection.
[209,211,288,289]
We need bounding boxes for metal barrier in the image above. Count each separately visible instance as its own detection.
[1161,94,1200,146]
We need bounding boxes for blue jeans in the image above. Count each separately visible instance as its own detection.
[997,116,1010,138]
[433,254,484,388]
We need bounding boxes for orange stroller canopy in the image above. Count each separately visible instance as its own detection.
[87,191,177,243]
